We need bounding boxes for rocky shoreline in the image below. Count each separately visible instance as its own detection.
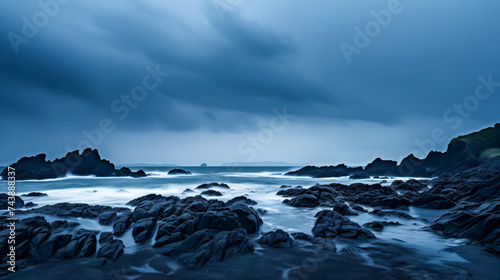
[0,124,499,278]
[1,148,146,180]
[1,164,499,278]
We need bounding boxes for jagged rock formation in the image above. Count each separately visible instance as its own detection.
[287,123,500,178]
[1,148,146,180]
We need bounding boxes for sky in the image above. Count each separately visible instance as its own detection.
[1,0,499,166]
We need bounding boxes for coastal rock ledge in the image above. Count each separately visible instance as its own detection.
[1,148,147,180]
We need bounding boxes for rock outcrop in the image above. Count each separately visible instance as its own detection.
[1,148,146,180]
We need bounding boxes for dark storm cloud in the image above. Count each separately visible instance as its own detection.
[1,0,499,165]
[0,0,338,133]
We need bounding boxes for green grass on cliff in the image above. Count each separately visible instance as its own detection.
[452,123,500,159]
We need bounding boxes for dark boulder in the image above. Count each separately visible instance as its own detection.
[50,220,80,233]
[226,196,258,205]
[312,210,375,239]
[97,239,124,262]
[286,164,363,178]
[412,193,456,209]
[196,182,230,189]
[0,193,24,209]
[53,230,97,259]
[369,209,415,219]
[98,211,117,225]
[132,217,157,243]
[19,202,127,219]
[99,232,114,245]
[391,179,428,192]
[284,194,319,207]
[164,228,254,269]
[290,232,315,242]
[363,221,402,231]
[371,195,411,209]
[168,169,192,175]
[21,192,48,197]
[349,172,370,179]
[227,203,262,234]
[276,188,304,197]
[431,201,500,250]
[364,158,399,176]
[113,211,133,236]
[258,229,294,248]
[201,190,223,196]
[196,211,240,232]
[332,202,358,216]
[351,204,368,212]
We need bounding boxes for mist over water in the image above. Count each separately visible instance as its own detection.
[16,166,469,265]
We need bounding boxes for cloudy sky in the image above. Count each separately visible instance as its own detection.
[1,0,499,166]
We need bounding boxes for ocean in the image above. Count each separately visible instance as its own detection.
[11,166,468,266]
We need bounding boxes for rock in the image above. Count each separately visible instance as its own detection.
[286,164,364,178]
[25,202,37,208]
[412,193,456,209]
[312,210,375,239]
[227,203,263,234]
[196,211,240,232]
[98,211,117,225]
[196,182,230,189]
[19,202,128,219]
[363,221,402,231]
[1,148,146,180]
[200,163,207,167]
[21,192,48,197]
[431,201,500,249]
[332,202,358,216]
[113,211,133,236]
[132,217,157,243]
[284,194,319,207]
[201,190,223,196]
[54,230,97,259]
[369,209,415,219]
[258,229,294,248]
[364,158,399,177]
[127,194,175,206]
[0,193,24,209]
[226,196,258,205]
[349,172,370,179]
[183,188,195,194]
[168,169,191,175]
[154,231,185,248]
[371,195,411,209]
[351,204,368,212]
[165,228,254,269]
[99,232,114,245]
[50,220,80,232]
[391,179,427,192]
[97,240,124,262]
[290,232,316,242]
[276,188,304,197]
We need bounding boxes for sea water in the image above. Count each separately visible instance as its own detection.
[10,166,469,264]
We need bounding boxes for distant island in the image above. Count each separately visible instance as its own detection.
[222,161,306,167]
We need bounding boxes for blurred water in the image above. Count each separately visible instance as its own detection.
[13,166,468,263]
